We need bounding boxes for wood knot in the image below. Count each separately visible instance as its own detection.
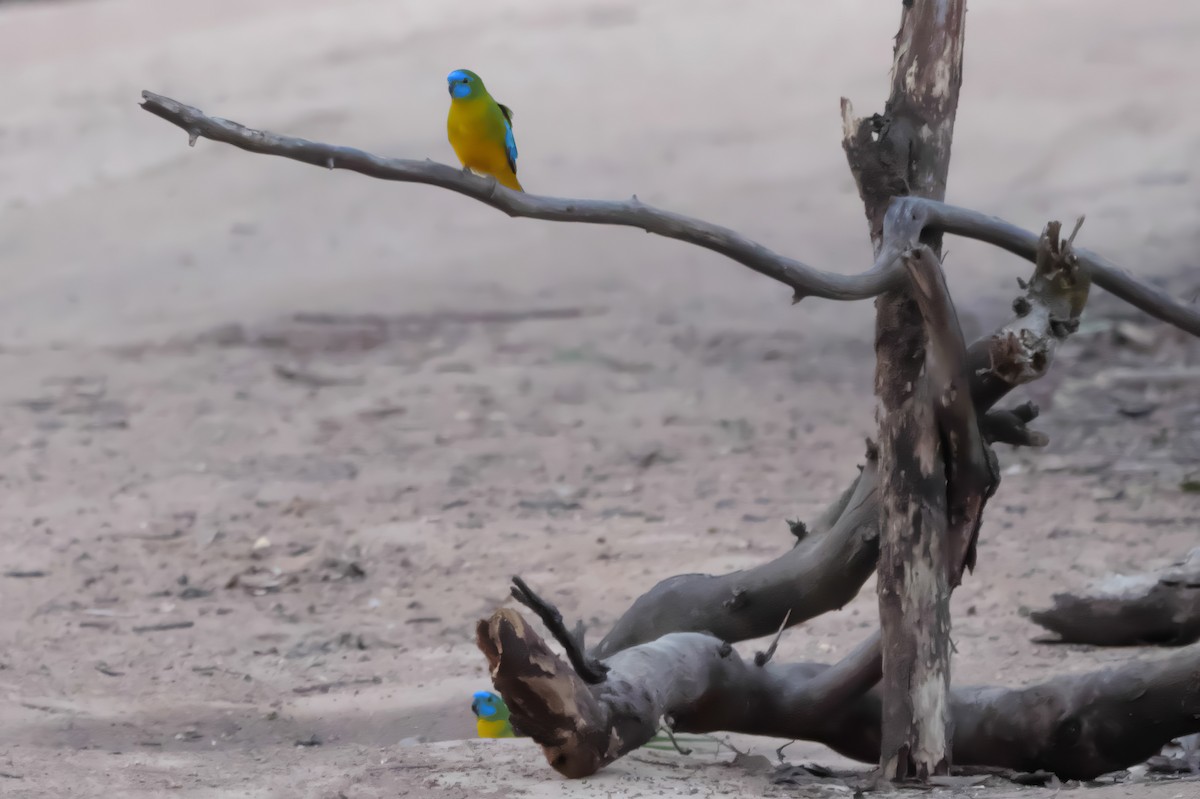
[786,518,809,545]
[1049,316,1080,339]
[723,587,749,611]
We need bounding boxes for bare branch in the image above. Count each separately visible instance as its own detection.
[138,91,1200,336]
[909,199,1198,336]
[591,456,881,658]
[902,245,999,584]
[138,91,888,304]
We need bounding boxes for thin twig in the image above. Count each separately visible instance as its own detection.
[137,91,1200,336]
[656,722,693,756]
[272,364,364,388]
[131,620,194,633]
[510,575,609,683]
[754,608,792,666]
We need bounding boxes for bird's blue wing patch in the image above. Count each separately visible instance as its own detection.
[503,120,518,175]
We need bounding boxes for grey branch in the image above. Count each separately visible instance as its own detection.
[138,91,1200,337]
[591,455,881,658]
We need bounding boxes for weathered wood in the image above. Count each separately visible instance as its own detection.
[901,246,998,585]
[1031,548,1200,647]
[477,607,1200,781]
[842,0,968,780]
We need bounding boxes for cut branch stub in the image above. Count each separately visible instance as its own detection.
[980,402,1049,448]
[510,576,609,683]
[476,609,613,778]
[970,219,1092,409]
[478,609,753,778]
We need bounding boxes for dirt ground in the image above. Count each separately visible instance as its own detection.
[1,0,1199,797]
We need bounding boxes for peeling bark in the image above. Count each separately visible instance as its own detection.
[842,0,968,779]
[873,293,953,780]
[968,217,1091,409]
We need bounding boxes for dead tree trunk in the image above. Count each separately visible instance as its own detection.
[841,0,968,780]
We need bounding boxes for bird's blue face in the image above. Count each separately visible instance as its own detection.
[447,69,480,99]
[471,690,500,718]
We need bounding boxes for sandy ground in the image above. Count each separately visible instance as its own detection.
[1,0,1199,796]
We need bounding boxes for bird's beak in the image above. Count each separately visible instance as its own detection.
[447,82,454,97]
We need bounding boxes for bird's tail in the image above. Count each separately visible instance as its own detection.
[500,170,524,192]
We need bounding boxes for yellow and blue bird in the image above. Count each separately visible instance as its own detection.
[470,690,717,752]
[446,69,524,192]
[471,690,518,738]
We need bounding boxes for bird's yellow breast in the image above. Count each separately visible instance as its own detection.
[447,99,509,175]
[476,717,514,738]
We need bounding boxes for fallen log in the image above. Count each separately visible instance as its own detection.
[479,607,1200,782]
[1031,548,1200,646]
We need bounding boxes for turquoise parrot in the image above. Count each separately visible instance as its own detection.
[470,690,715,752]
[445,69,523,191]
[471,690,518,738]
